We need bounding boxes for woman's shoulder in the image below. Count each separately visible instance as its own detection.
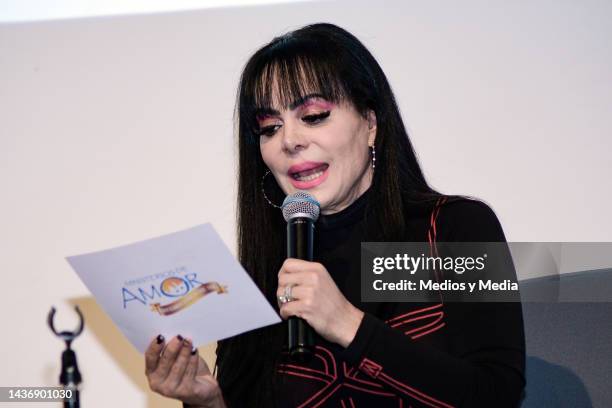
[434,196,507,243]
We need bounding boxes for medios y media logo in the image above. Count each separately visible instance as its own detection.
[121,266,227,316]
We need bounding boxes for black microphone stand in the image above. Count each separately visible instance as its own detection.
[48,305,84,408]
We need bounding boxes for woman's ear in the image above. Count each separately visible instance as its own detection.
[367,110,377,147]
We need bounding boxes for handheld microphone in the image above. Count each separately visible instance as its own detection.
[281,191,320,363]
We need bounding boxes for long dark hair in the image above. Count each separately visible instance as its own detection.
[215,22,463,406]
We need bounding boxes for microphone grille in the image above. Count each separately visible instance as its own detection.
[281,191,321,222]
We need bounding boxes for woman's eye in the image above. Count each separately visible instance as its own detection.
[302,111,330,124]
[257,124,282,137]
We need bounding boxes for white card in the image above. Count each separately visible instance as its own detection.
[66,223,281,352]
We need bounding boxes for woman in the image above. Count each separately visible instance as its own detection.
[144,23,526,407]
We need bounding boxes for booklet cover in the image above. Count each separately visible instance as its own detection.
[66,223,281,352]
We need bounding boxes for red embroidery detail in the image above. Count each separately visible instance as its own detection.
[298,382,342,408]
[341,198,455,407]
[314,352,329,373]
[379,372,454,408]
[386,303,443,324]
[344,383,396,397]
[389,311,442,329]
[276,198,454,407]
[277,370,331,384]
[345,365,355,377]
[282,363,332,378]
[316,344,337,377]
[386,303,446,340]
[427,198,447,302]
[402,312,443,333]
[279,346,400,406]
[412,322,446,339]
[343,362,385,390]
[279,311,450,406]
[358,358,383,379]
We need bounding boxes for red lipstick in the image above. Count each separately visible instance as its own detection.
[287,161,329,190]
[287,161,327,175]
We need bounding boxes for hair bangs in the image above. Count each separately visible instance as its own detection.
[242,43,351,135]
[253,56,347,111]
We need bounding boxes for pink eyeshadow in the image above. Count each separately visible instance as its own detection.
[256,114,276,125]
[300,99,335,111]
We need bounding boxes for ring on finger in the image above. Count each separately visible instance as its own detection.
[278,284,295,304]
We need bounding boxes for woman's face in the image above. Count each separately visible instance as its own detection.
[258,93,376,214]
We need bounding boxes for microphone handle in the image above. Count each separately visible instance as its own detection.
[286,218,315,362]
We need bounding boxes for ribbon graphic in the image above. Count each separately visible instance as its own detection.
[150,282,228,316]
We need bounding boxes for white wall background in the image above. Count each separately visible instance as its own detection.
[0,0,310,23]
[1,0,611,406]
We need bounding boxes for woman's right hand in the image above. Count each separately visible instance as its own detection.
[145,334,225,408]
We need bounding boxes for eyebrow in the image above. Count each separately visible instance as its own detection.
[254,93,327,117]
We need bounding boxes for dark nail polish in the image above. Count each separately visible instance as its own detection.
[177,334,184,341]
[156,334,164,344]
[191,347,197,355]
[182,338,191,347]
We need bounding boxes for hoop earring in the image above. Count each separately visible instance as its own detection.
[261,170,283,209]
[370,145,376,170]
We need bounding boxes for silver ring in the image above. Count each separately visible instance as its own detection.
[278,284,295,304]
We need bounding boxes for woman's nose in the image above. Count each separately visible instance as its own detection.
[281,121,308,153]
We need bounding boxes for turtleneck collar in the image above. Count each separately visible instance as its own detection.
[316,188,370,231]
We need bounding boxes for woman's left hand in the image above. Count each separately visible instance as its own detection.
[276,258,364,348]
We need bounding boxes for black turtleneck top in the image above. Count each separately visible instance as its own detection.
[274,190,526,408]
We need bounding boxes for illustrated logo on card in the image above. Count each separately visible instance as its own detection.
[121,267,228,316]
